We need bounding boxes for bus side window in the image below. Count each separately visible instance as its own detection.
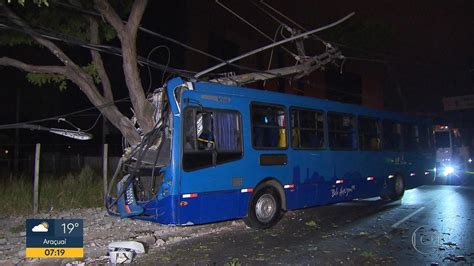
[402,124,418,151]
[291,108,324,149]
[183,108,243,171]
[251,104,287,149]
[196,111,215,151]
[359,117,381,150]
[382,120,402,151]
[418,125,431,150]
[328,113,356,150]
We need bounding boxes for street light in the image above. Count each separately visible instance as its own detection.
[0,124,93,140]
[48,128,92,140]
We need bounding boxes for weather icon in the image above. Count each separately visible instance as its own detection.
[32,222,49,233]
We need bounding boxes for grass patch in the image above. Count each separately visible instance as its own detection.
[0,166,103,215]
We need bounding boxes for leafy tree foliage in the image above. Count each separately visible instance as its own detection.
[0,0,154,145]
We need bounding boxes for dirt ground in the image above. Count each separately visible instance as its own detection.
[0,207,239,264]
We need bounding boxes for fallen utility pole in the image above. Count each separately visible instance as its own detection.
[210,45,342,85]
[194,12,355,79]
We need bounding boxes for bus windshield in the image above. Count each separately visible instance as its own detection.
[435,131,450,148]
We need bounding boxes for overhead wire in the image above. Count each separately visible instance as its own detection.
[45,0,290,80]
[257,0,328,45]
[32,1,387,85]
[0,18,369,101]
[145,45,171,95]
[263,24,283,88]
[194,12,355,78]
[215,0,297,59]
[0,97,129,130]
[253,0,431,68]
[82,113,103,132]
[48,1,468,72]
[0,2,385,109]
[0,7,332,86]
[0,17,194,77]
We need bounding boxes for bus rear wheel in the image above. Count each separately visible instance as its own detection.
[382,174,405,201]
[244,186,282,229]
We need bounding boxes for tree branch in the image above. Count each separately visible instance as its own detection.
[0,2,141,145]
[94,0,155,133]
[0,57,66,75]
[93,0,124,38]
[1,3,79,69]
[88,16,114,102]
[126,0,148,35]
[65,67,140,145]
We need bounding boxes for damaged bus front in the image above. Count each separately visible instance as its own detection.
[106,78,189,224]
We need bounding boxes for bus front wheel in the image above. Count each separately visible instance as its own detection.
[382,174,405,201]
[244,186,282,229]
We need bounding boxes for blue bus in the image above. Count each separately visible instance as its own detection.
[108,77,434,229]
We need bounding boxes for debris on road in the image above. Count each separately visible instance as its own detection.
[0,207,242,264]
[108,241,145,263]
[305,220,319,228]
[442,255,467,263]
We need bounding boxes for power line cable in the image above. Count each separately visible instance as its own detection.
[49,0,471,72]
[258,0,328,45]
[215,0,297,59]
[0,20,195,78]
[254,1,437,69]
[82,113,102,132]
[46,0,328,80]
[0,97,129,130]
[45,0,279,78]
[145,45,170,95]
[0,20,370,100]
[195,12,355,78]
[1,3,381,104]
[2,15,332,87]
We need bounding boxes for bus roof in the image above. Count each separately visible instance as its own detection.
[170,77,430,124]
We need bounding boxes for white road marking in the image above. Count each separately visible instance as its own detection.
[391,206,425,228]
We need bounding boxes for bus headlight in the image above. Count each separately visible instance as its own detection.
[469,158,472,164]
[443,166,455,176]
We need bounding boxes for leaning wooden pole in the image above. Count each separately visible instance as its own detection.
[103,143,109,206]
[33,143,41,214]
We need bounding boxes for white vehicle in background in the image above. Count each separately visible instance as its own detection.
[434,125,471,179]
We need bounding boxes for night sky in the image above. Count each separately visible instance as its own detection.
[0,0,473,149]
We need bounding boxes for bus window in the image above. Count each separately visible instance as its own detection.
[290,108,324,149]
[403,124,418,151]
[418,125,431,150]
[328,113,356,150]
[251,104,287,149]
[183,108,242,171]
[358,117,381,150]
[382,120,402,150]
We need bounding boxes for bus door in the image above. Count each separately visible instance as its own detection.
[180,106,245,224]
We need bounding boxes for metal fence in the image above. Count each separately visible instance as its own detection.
[0,143,123,177]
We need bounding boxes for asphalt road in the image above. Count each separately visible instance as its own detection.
[142,178,474,265]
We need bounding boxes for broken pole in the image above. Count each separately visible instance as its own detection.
[194,12,355,79]
[33,143,40,214]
